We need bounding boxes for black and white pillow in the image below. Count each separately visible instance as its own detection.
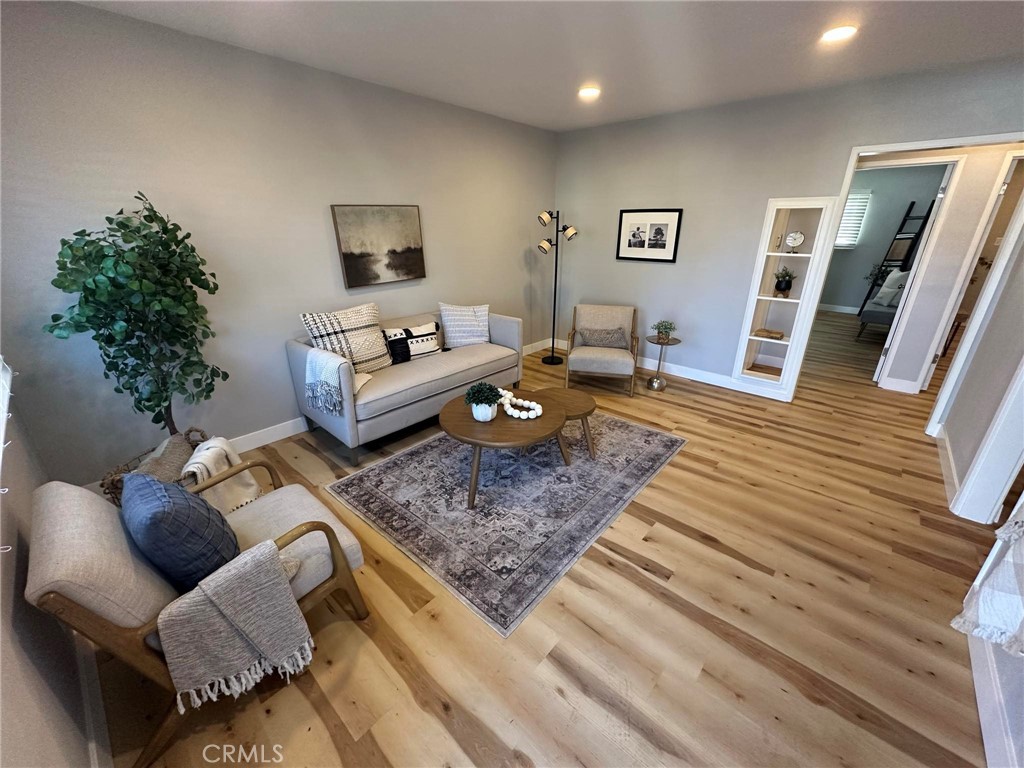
[383,322,441,364]
[300,302,392,374]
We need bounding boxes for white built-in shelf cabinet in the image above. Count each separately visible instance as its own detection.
[733,196,838,399]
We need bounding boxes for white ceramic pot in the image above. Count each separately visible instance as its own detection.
[471,403,498,422]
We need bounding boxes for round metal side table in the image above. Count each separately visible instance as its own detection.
[645,335,681,392]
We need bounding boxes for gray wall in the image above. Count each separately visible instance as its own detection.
[943,244,1023,482]
[1,2,557,484]
[553,58,1024,378]
[820,165,946,309]
[0,409,92,768]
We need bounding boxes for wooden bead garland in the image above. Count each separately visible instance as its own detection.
[497,388,543,420]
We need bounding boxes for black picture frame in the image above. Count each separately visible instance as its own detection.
[615,209,683,263]
[330,204,426,289]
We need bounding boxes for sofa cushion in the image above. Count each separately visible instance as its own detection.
[226,485,363,601]
[355,343,518,420]
[25,482,178,628]
[121,473,241,593]
[301,302,392,374]
[384,321,441,364]
[568,346,636,375]
[439,302,490,348]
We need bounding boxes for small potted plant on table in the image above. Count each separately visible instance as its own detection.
[465,382,502,422]
[651,320,676,343]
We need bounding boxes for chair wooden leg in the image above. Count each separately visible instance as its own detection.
[628,372,635,397]
[132,700,186,768]
[564,365,571,388]
[856,323,867,338]
[333,567,369,620]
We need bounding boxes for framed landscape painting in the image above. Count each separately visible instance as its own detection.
[331,204,426,288]
[615,208,683,263]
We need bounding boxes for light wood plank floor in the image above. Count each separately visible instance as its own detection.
[102,311,993,767]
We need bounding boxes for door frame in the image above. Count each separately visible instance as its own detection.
[848,156,962,386]
[923,150,1024,392]
[926,165,1024,436]
[806,131,1024,392]
[950,358,1024,524]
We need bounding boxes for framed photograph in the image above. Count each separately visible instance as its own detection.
[615,209,683,263]
[331,204,426,289]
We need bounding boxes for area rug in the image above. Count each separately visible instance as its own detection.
[326,412,685,636]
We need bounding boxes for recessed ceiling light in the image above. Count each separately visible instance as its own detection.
[821,25,858,43]
[578,85,601,102]
[858,151,879,156]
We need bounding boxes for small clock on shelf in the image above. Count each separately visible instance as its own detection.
[785,231,805,253]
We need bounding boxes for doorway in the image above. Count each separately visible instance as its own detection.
[816,160,950,384]
[929,156,1024,386]
[806,137,1024,395]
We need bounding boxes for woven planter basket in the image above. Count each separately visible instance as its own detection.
[100,426,208,506]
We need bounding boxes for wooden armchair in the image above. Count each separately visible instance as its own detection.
[25,460,368,768]
[565,304,640,396]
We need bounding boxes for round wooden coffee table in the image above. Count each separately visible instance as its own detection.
[439,389,568,509]
[537,388,598,459]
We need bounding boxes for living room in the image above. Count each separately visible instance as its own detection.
[2,2,1024,767]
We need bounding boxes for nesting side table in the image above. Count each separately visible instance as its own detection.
[645,335,681,392]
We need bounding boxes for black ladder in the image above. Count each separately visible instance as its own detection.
[858,199,934,315]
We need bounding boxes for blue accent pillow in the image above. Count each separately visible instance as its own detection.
[120,473,240,593]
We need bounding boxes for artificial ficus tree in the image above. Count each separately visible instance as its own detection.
[43,193,228,434]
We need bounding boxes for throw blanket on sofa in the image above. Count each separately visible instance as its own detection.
[182,437,261,513]
[305,346,372,416]
[158,541,314,713]
[951,504,1024,656]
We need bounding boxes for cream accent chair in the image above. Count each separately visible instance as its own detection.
[564,304,639,396]
[24,460,368,768]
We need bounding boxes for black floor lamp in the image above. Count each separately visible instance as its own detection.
[537,210,578,366]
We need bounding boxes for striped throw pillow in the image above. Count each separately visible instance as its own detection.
[301,303,392,374]
[439,303,489,348]
[383,322,441,365]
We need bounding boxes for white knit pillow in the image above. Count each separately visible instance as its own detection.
[439,303,489,348]
[300,303,392,374]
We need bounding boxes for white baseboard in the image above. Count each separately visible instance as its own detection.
[934,425,960,506]
[818,303,860,315]
[524,338,567,355]
[74,633,112,768]
[969,634,1024,768]
[635,355,793,402]
[878,378,921,394]
[231,417,307,453]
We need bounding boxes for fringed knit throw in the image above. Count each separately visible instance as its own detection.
[157,541,314,713]
[305,346,347,416]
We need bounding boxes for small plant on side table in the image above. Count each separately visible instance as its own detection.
[651,320,676,343]
[773,266,798,298]
[465,382,502,422]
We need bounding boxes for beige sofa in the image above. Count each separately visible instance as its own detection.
[286,311,522,464]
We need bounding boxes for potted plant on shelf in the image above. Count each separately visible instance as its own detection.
[773,266,798,298]
[43,192,228,435]
[651,320,676,343]
[465,382,501,422]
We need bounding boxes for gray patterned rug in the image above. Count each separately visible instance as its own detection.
[326,412,685,636]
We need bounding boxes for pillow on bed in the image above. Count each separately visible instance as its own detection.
[874,269,910,307]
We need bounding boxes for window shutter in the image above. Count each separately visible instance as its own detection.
[835,190,871,248]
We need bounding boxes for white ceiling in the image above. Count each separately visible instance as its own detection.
[87,1,1024,132]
